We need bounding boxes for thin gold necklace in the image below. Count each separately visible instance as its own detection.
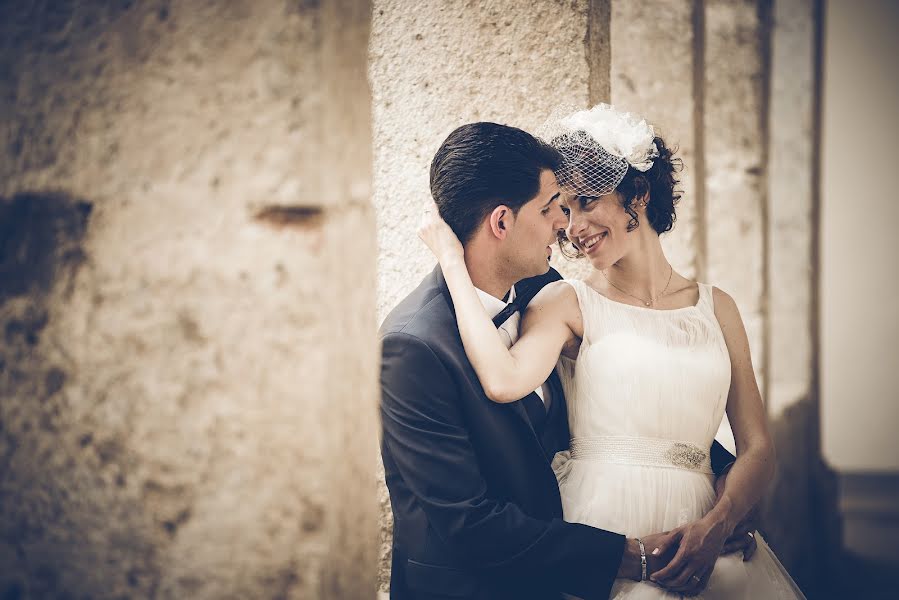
[601,264,674,307]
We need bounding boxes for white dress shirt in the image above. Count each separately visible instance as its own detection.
[474,285,551,408]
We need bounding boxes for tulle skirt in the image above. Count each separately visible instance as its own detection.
[553,452,806,599]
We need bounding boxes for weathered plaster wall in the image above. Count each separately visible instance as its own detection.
[370,1,595,589]
[371,0,823,595]
[762,0,826,593]
[610,0,701,280]
[704,0,768,390]
[370,0,593,322]
[0,2,377,599]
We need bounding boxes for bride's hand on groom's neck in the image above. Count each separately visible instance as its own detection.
[418,202,464,266]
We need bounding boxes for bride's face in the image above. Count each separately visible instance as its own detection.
[560,190,636,269]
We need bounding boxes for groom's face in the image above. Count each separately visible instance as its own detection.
[503,169,567,280]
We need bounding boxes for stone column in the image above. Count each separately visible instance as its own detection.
[703,0,767,386]
[701,0,768,454]
[762,0,828,590]
[0,1,377,599]
[370,0,594,320]
[610,0,702,279]
[370,0,597,590]
[766,0,815,421]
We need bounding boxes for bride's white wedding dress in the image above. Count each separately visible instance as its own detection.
[553,280,805,599]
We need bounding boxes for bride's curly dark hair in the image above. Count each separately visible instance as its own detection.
[556,135,683,259]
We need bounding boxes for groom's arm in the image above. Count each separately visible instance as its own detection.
[380,331,625,600]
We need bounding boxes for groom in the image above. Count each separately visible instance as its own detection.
[379,123,749,600]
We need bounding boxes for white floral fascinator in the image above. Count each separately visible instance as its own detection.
[536,103,660,196]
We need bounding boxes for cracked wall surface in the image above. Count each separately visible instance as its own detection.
[0,1,377,598]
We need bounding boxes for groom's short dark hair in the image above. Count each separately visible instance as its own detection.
[430,122,562,244]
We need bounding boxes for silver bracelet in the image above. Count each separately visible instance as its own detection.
[636,538,647,581]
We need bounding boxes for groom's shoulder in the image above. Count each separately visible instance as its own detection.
[379,268,454,344]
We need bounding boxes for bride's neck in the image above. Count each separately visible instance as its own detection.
[604,234,671,297]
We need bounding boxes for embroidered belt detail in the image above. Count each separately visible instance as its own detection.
[569,435,713,474]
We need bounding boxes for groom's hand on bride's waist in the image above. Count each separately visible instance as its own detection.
[617,532,679,582]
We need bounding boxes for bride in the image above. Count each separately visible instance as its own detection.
[419,104,805,599]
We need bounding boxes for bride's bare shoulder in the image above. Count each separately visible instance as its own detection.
[529,279,579,308]
[525,280,583,330]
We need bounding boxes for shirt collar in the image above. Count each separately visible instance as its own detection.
[474,285,516,320]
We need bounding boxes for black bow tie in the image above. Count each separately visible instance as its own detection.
[492,296,522,328]
[489,268,563,329]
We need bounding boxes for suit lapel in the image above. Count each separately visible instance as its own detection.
[540,369,570,458]
[510,394,539,435]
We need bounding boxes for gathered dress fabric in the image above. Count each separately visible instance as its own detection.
[553,280,805,599]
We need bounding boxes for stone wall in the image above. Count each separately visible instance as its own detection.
[370,1,597,589]
[762,0,827,593]
[372,0,825,595]
[0,1,377,599]
[0,0,825,596]
[370,0,594,323]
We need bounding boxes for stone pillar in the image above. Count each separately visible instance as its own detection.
[0,2,377,599]
[370,0,593,320]
[610,0,701,279]
[703,0,767,386]
[762,0,828,591]
[820,0,899,594]
[370,0,597,590]
[766,0,815,422]
[701,0,768,454]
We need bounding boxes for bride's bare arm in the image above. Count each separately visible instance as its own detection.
[440,258,578,403]
[652,287,774,590]
[417,204,579,402]
[705,287,775,528]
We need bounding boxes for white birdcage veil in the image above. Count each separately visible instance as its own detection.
[536,103,659,197]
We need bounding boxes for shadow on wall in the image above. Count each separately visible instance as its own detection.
[763,396,841,599]
[0,192,92,301]
[0,192,139,599]
[764,397,899,599]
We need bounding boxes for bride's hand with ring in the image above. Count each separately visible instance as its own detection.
[649,513,732,595]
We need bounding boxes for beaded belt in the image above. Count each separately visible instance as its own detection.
[569,435,713,474]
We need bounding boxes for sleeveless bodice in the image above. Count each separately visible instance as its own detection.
[557,280,731,449]
[551,279,805,599]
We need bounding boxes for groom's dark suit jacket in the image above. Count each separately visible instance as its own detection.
[379,266,735,600]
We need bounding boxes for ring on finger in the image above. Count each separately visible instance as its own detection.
[747,531,755,539]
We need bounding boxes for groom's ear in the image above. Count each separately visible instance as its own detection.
[488,205,513,240]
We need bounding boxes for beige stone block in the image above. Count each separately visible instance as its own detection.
[0,1,377,598]
[763,0,818,584]
[767,0,814,419]
[371,0,592,319]
[611,0,700,279]
[371,2,595,590]
[703,0,766,387]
